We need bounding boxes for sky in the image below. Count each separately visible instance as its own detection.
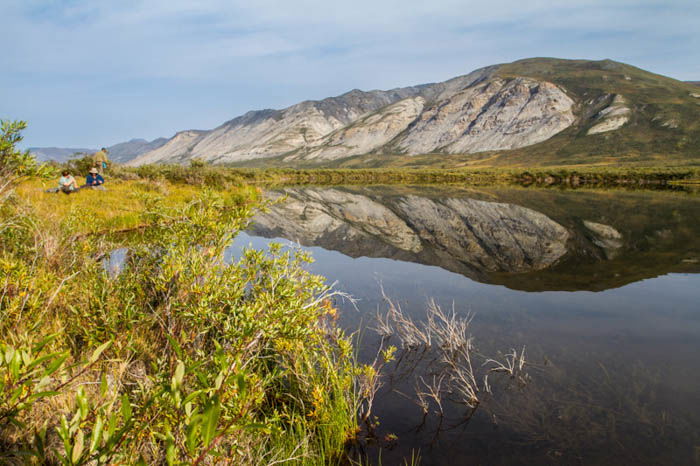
[2,0,699,148]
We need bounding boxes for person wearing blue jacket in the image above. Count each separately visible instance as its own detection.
[84,167,106,190]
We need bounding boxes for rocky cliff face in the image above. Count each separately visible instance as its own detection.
[128,63,585,166]
[295,97,427,161]
[393,78,575,155]
[587,94,630,135]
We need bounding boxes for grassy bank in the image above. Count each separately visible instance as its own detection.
[2,124,363,464]
[111,163,700,188]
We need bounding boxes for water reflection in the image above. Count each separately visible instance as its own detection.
[250,186,700,291]
[233,186,700,465]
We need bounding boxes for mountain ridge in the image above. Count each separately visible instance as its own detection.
[46,58,700,168]
[29,136,168,164]
[128,69,499,166]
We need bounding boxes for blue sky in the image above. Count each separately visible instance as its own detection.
[2,0,698,148]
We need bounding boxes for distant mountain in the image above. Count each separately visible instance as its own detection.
[127,58,700,167]
[107,138,168,163]
[29,137,167,164]
[686,81,700,87]
[28,147,95,163]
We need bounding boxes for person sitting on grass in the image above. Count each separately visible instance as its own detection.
[46,170,79,194]
[83,167,106,190]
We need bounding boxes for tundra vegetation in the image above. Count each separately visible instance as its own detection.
[0,121,363,464]
[57,157,700,189]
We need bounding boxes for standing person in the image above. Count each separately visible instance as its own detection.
[92,147,110,172]
[46,170,79,194]
[83,167,106,190]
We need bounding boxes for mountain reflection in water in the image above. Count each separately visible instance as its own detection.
[231,185,700,465]
[250,186,700,291]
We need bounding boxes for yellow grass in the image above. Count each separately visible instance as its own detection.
[15,178,241,235]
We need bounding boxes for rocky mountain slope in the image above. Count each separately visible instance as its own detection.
[126,58,700,167]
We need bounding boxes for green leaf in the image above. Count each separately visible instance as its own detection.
[120,394,132,421]
[76,388,88,420]
[201,400,221,447]
[185,419,200,454]
[90,415,104,453]
[9,352,21,378]
[33,427,46,459]
[166,334,184,360]
[28,390,59,401]
[106,412,118,442]
[27,351,65,371]
[72,429,84,464]
[172,360,185,390]
[100,373,108,396]
[214,372,224,390]
[21,349,31,367]
[165,435,176,465]
[44,353,69,377]
[182,389,206,406]
[4,346,15,365]
[236,374,246,395]
[89,341,112,364]
[32,333,59,354]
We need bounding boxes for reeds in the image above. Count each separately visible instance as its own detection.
[373,293,531,420]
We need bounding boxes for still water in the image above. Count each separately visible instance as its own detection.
[229,185,700,465]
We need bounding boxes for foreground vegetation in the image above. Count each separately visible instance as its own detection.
[1,122,363,464]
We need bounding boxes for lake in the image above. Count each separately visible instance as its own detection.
[228,185,700,465]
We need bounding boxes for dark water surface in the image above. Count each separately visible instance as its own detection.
[228,185,700,465]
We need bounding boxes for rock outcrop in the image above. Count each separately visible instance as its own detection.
[587,94,630,134]
[295,97,426,161]
[395,78,574,155]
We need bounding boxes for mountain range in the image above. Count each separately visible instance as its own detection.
[33,58,700,167]
[29,137,168,164]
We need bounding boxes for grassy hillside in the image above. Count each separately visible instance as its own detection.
[487,58,700,166]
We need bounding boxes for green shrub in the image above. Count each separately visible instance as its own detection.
[1,125,359,464]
